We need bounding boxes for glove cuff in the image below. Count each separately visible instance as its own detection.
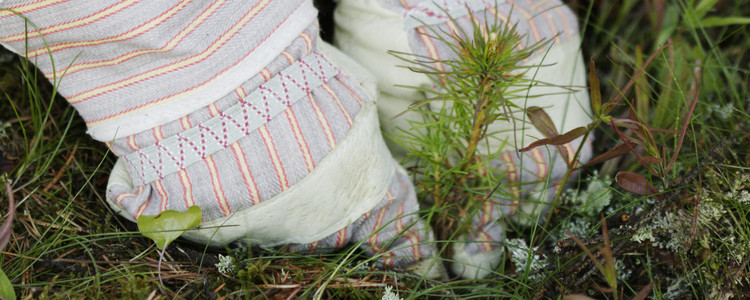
[108,100,398,247]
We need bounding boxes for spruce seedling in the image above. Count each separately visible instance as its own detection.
[391,14,552,247]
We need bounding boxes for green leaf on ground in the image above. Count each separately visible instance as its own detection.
[137,206,202,250]
[0,268,15,300]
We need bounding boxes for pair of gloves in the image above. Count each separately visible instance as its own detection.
[0,0,591,279]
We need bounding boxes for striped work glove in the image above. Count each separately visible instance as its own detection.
[0,0,443,275]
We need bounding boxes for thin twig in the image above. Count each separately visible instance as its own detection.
[42,144,77,193]
[158,246,167,295]
[0,181,15,251]
[285,287,301,300]
[257,284,301,289]
[16,214,87,233]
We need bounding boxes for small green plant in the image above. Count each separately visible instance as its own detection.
[521,38,701,216]
[392,13,551,247]
[115,274,156,300]
[136,205,202,291]
[238,256,273,286]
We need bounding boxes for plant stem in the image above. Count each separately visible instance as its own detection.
[460,83,492,185]
[541,130,593,234]
[158,246,167,295]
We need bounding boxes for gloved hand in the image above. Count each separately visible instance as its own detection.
[334,0,594,278]
[0,0,444,275]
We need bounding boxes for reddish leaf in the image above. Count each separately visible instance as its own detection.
[629,107,644,125]
[633,282,655,300]
[558,144,571,166]
[591,285,615,293]
[616,171,658,196]
[619,134,644,147]
[526,106,559,138]
[611,120,651,170]
[612,117,651,127]
[577,142,632,169]
[612,118,678,135]
[639,156,662,164]
[617,171,649,195]
[611,121,642,130]
[519,126,587,152]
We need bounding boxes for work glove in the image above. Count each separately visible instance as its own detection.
[0,0,444,275]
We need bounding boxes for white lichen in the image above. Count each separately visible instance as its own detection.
[697,200,726,222]
[736,190,750,205]
[381,285,403,300]
[664,276,691,299]
[631,227,656,243]
[552,217,593,243]
[615,259,632,281]
[215,254,236,275]
[631,211,691,252]
[660,212,691,252]
[574,176,613,218]
[507,238,546,281]
[707,103,733,120]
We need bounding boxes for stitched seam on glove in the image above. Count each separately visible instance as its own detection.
[124,52,339,184]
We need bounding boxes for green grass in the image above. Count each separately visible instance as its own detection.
[1,0,749,299]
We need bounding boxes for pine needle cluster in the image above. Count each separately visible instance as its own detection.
[391,15,552,247]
